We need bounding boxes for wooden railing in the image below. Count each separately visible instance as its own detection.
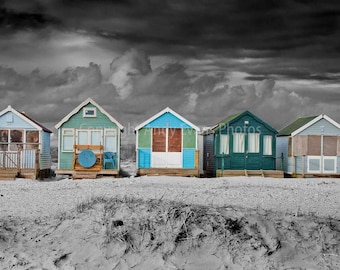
[0,150,38,170]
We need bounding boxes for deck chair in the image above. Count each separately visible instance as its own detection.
[103,152,116,169]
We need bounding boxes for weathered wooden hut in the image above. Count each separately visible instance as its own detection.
[55,98,124,179]
[277,114,340,177]
[0,105,52,180]
[135,107,200,176]
[206,110,282,177]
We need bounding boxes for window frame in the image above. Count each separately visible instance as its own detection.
[248,133,260,153]
[104,129,117,152]
[83,107,97,118]
[62,128,74,152]
[263,135,273,156]
[219,134,229,155]
[233,133,245,153]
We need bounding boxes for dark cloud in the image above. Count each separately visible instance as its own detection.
[0,1,340,144]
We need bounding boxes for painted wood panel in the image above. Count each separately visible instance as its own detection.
[0,112,36,130]
[40,131,51,169]
[183,149,195,168]
[152,128,166,152]
[298,118,340,135]
[60,104,118,129]
[168,128,181,152]
[138,128,151,148]
[166,152,182,168]
[138,148,151,168]
[145,112,191,128]
[323,136,337,156]
[276,136,288,171]
[203,134,215,174]
[183,128,196,148]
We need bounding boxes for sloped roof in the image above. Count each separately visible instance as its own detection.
[277,116,317,136]
[213,110,277,133]
[55,98,124,130]
[20,112,52,133]
[0,105,52,133]
[134,107,200,131]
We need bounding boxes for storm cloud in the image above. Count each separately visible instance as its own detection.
[0,0,339,143]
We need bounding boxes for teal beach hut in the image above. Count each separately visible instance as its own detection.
[135,107,200,176]
[55,98,123,179]
[208,110,282,177]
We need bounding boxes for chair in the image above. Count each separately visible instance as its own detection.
[103,152,116,169]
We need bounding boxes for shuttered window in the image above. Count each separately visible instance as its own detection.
[323,136,337,156]
[168,129,181,152]
[307,135,321,155]
[152,128,166,152]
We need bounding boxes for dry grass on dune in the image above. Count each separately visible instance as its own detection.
[1,195,340,270]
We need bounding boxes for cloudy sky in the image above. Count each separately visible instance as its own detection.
[1,0,340,144]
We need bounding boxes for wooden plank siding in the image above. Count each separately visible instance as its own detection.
[135,108,199,174]
[58,103,120,170]
[213,111,278,173]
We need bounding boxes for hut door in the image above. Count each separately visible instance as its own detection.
[151,128,182,168]
[306,135,337,174]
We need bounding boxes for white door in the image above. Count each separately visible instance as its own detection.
[151,128,182,168]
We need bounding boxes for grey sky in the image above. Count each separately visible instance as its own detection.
[1,0,339,144]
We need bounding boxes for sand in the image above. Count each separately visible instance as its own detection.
[0,171,339,269]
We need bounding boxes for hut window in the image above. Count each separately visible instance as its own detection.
[10,129,23,150]
[62,129,74,151]
[263,135,272,155]
[307,135,321,155]
[323,136,337,156]
[83,108,96,117]
[26,131,39,149]
[248,133,260,153]
[0,129,9,151]
[152,128,166,152]
[233,133,245,153]
[168,128,182,152]
[104,129,117,152]
[219,134,229,154]
[77,130,102,146]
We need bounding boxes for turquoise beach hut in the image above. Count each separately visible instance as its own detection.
[135,107,200,176]
[55,98,123,179]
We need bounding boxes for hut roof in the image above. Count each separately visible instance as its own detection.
[277,116,317,136]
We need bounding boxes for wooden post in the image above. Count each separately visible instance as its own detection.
[195,150,199,169]
[302,155,305,178]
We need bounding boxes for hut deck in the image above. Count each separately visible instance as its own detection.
[137,168,199,177]
[216,170,284,178]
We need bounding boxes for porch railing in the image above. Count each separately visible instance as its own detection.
[0,150,38,170]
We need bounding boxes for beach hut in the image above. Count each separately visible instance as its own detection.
[55,98,123,179]
[277,114,340,177]
[0,105,52,180]
[207,110,282,177]
[135,107,200,176]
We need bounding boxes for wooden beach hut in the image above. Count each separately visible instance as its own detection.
[55,98,124,179]
[135,107,200,176]
[0,105,52,180]
[276,114,340,177]
[206,110,282,177]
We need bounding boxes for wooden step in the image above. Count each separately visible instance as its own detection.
[0,169,18,180]
[246,170,264,177]
[72,172,99,179]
